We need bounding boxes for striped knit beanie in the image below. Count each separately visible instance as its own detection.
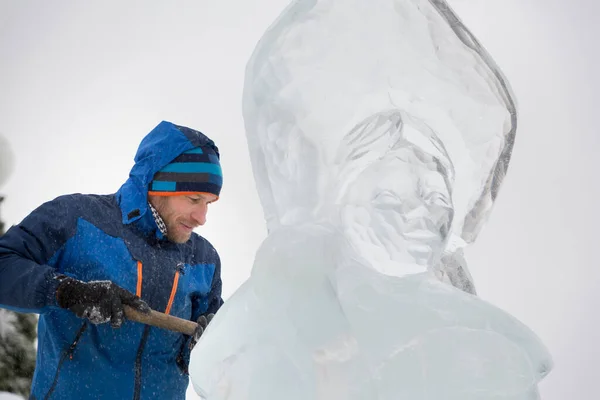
[148,146,223,197]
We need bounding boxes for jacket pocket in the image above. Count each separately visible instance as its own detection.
[43,322,88,400]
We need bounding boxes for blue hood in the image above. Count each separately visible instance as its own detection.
[116,121,220,226]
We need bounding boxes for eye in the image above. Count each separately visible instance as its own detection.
[188,196,216,205]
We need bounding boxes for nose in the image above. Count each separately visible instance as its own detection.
[190,203,208,226]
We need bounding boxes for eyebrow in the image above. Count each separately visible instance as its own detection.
[189,194,214,201]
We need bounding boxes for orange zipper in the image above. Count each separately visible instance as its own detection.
[165,271,180,315]
[136,261,143,297]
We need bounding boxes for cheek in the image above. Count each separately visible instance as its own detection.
[177,210,196,224]
[168,202,188,221]
[163,209,182,226]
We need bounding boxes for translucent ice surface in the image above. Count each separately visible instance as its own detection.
[190,0,552,398]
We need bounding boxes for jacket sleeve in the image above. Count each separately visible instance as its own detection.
[0,195,79,313]
[205,252,224,316]
[191,248,224,322]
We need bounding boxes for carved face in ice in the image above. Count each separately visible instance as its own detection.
[333,110,454,273]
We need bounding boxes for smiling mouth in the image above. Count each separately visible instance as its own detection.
[180,223,194,231]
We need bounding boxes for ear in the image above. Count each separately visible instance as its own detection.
[147,194,166,210]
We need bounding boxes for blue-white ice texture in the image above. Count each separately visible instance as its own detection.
[190,0,553,398]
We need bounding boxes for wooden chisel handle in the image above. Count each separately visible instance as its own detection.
[124,305,197,336]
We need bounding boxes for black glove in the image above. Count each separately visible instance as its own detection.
[189,313,214,350]
[56,277,151,328]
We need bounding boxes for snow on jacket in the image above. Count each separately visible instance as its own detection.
[0,121,224,400]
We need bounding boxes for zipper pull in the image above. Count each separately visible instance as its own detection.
[176,263,186,275]
[67,322,88,360]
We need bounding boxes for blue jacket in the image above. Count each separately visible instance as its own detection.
[0,121,224,399]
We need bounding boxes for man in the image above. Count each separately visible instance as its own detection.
[0,121,224,399]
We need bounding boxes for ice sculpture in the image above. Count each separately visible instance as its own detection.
[189,0,552,398]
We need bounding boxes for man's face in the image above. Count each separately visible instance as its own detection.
[148,193,218,243]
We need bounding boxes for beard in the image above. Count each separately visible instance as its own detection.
[165,218,193,243]
[151,197,194,244]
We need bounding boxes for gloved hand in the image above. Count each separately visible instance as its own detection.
[56,277,151,328]
[189,313,214,350]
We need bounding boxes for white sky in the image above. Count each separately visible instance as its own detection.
[0,0,598,399]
